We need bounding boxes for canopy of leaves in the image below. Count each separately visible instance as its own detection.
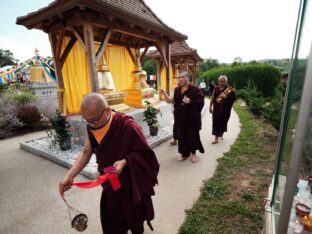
[0,49,18,67]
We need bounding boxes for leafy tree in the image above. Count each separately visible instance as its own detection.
[142,58,157,77]
[197,58,220,74]
[0,49,18,67]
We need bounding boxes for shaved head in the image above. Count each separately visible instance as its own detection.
[81,93,108,113]
[81,93,111,128]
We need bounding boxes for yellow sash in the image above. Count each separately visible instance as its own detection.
[216,87,233,103]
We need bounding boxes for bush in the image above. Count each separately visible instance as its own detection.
[200,64,281,97]
[261,89,283,131]
[9,92,37,105]
[0,96,23,138]
[17,104,41,127]
[237,85,283,130]
[0,92,46,138]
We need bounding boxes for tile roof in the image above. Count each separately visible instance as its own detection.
[147,41,203,62]
[16,0,187,41]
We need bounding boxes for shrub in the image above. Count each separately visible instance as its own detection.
[47,111,71,147]
[143,101,162,128]
[9,92,37,105]
[0,92,46,138]
[0,97,23,138]
[17,104,41,127]
[261,89,283,131]
[200,64,281,97]
[237,84,283,130]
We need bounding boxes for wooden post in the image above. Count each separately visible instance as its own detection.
[83,23,99,92]
[165,43,171,95]
[49,32,65,112]
[157,60,164,100]
[192,59,198,85]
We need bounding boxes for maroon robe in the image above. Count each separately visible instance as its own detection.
[87,112,159,234]
[173,84,205,158]
[212,85,236,137]
[173,113,178,140]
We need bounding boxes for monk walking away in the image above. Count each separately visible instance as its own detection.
[59,93,159,234]
[210,75,236,144]
[161,71,205,163]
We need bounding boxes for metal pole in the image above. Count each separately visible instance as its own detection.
[277,42,312,233]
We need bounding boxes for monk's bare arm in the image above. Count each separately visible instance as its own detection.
[59,133,93,194]
[160,89,174,103]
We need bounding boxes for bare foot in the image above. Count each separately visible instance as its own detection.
[177,155,187,161]
[170,140,177,146]
[191,154,199,163]
[212,140,218,144]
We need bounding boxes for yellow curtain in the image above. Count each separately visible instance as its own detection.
[61,37,91,114]
[104,45,135,91]
[160,64,174,92]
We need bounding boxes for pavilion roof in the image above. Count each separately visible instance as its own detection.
[16,0,187,43]
[146,41,203,62]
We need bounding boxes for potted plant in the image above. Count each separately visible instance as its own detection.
[143,101,162,136]
[47,110,72,151]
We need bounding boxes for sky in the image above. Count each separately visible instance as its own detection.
[0,0,307,63]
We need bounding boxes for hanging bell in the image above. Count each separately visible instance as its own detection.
[71,213,88,232]
[61,195,88,232]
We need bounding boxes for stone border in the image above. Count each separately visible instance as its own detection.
[20,125,173,180]
[20,103,207,180]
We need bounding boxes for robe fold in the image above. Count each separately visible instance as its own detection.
[173,84,205,158]
[212,85,236,137]
[87,112,159,234]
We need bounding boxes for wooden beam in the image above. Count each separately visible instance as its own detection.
[55,31,65,60]
[83,22,99,92]
[86,13,165,43]
[165,43,171,94]
[156,43,168,68]
[126,47,136,64]
[48,32,65,112]
[70,26,86,51]
[60,37,76,68]
[140,46,149,63]
[95,28,113,64]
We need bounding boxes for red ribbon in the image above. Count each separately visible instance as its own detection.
[61,174,121,201]
[72,174,121,191]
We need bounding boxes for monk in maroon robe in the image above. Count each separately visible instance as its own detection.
[161,71,205,163]
[210,75,236,144]
[59,93,159,234]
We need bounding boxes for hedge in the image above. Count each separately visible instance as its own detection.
[199,64,282,97]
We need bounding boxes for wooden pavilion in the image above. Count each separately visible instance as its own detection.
[146,41,202,90]
[16,0,187,112]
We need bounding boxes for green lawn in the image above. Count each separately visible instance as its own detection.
[179,103,278,234]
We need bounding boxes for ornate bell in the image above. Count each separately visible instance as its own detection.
[61,195,88,232]
[97,57,116,91]
[72,213,88,232]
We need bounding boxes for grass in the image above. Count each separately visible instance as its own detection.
[179,102,278,234]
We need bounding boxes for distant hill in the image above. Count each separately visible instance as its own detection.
[257,59,291,74]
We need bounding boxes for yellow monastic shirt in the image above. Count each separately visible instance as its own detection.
[90,112,115,144]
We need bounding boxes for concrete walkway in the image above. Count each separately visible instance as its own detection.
[0,100,240,234]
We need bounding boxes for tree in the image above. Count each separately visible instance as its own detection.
[198,58,220,73]
[0,49,18,67]
[142,58,157,77]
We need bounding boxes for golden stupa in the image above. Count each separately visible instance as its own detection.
[97,57,132,112]
[124,50,158,108]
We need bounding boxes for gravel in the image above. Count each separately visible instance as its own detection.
[20,122,173,179]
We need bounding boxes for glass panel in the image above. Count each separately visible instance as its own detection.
[271,0,312,232]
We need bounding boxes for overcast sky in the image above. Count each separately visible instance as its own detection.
[0,0,306,63]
